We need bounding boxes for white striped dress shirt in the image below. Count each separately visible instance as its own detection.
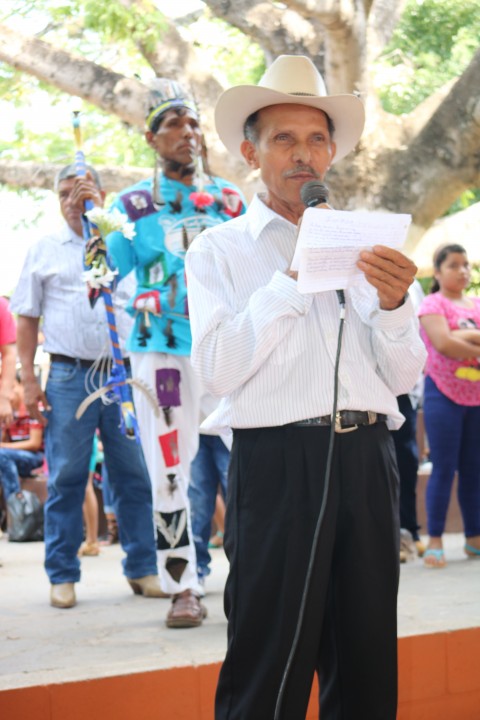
[185,194,427,432]
[11,223,134,359]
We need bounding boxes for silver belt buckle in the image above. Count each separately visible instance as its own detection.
[333,411,358,434]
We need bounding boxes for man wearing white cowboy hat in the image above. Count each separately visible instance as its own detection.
[186,55,426,718]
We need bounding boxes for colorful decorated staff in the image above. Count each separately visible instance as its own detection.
[71,100,158,438]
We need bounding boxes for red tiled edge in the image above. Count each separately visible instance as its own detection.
[398,628,480,720]
[0,666,210,720]
[1,628,479,720]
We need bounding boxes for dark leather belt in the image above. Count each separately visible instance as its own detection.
[292,411,387,433]
[50,353,131,372]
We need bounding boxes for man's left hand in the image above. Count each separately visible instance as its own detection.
[357,245,417,310]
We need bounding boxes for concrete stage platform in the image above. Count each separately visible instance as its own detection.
[0,533,479,720]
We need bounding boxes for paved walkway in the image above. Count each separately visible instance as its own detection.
[1,533,479,691]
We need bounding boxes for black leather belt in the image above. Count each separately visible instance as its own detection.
[292,411,387,433]
[50,353,131,372]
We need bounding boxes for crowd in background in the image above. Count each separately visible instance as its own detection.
[0,74,478,635]
[3,242,480,568]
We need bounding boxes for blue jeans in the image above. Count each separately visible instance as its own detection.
[101,464,114,514]
[0,449,44,498]
[44,360,157,584]
[188,434,230,579]
[423,375,480,537]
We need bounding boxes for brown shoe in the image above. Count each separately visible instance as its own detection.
[50,582,76,609]
[166,589,207,628]
[127,574,170,598]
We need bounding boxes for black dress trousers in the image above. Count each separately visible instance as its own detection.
[215,422,400,720]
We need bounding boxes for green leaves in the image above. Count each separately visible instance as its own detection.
[375,0,480,114]
[79,0,168,52]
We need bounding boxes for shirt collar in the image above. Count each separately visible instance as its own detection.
[246,193,296,241]
[59,222,84,245]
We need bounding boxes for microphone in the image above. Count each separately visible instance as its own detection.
[300,180,329,208]
[300,181,345,308]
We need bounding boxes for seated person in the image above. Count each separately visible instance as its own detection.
[0,378,44,499]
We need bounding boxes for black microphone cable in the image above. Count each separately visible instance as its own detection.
[274,289,346,720]
[274,183,346,720]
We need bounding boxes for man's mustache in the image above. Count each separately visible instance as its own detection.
[283,166,320,178]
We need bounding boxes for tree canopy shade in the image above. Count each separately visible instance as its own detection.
[0,0,479,250]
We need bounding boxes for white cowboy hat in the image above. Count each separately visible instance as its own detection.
[215,55,365,164]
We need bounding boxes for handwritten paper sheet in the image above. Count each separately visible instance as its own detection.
[290,208,412,294]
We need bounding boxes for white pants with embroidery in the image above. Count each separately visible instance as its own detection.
[131,351,202,596]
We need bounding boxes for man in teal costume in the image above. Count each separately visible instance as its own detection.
[107,78,245,627]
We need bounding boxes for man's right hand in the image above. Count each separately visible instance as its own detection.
[23,378,50,426]
[70,171,104,209]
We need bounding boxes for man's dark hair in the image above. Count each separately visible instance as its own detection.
[150,105,193,135]
[243,107,335,144]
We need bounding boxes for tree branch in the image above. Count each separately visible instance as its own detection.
[286,0,367,92]
[367,0,408,62]
[381,47,480,230]
[204,0,325,68]
[0,159,149,193]
[116,0,190,78]
[0,23,147,128]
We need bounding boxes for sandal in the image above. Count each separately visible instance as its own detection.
[415,540,426,557]
[464,543,480,558]
[208,530,224,549]
[423,548,446,568]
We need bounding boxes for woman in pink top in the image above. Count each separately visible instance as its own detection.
[418,243,480,567]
